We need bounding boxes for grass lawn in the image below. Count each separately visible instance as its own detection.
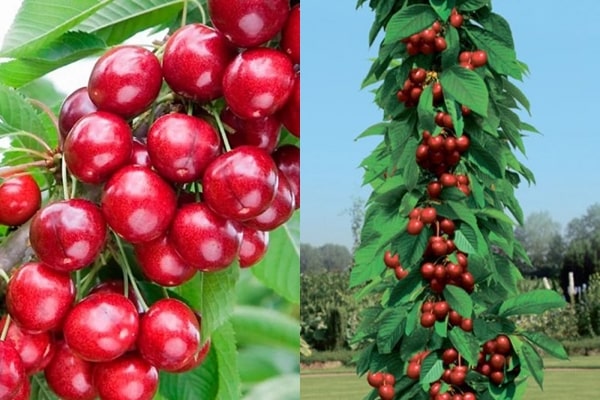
[301,356,600,399]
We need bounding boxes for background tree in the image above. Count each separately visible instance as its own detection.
[514,211,563,277]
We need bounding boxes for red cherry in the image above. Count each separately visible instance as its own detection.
[138,298,200,371]
[406,219,424,235]
[489,354,506,371]
[0,174,41,226]
[464,393,476,400]
[440,219,456,235]
[430,237,449,257]
[432,82,443,103]
[134,235,196,287]
[64,111,133,184]
[0,341,25,400]
[409,68,427,85]
[450,13,463,28]
[446,263,463,280]
[162,23,236,102]
[421,301,434,313]
[420,207,437,224]
[29,199,107,272]
[239,227,269,268]
[421,262,435,280]
[1,316,54,375]
[421,312,436,328]
[367,371,384,388]
[458,52,472,64]
[490,371,504,385]
[471,50,488,67]
[203,146,279,221]
[430,278,446,293]
[450,369,466,386]
[433,301,450,321]
[208,0,289,47]
[448,310,462,326]
[434,36,447,52]
[173,338,211,373]
[281,5,300,64]
[130,139,152,167]
[89,280,143,314]
[223,48,295,119]
[44,341,97,400]
[442,348,458,365]
[429,382,441,396]
[93,353,158,400]
[394,266,409,280]
[88,45,162,118]
[384,251,400,268]
[58,87,97,142]
[243,169,295,231]
[495,335,512,355]
[456,135,470,152]
[460,318,473,332]
[440,173,457,187]
[278,73,300,137]
[378,384,395,400]
[272,145,300,209]
[147,113,221,183]
[382,373,395,386]
[461,272,475,291]
[101,165,177,243]
[427,181,442,199]
[421,29,436,44]
[407,362,421,379]
[169,202,242,272]
[221,107,281,153]
[483,340,497,355]
[63,292,139,362]
[6,262,75,332]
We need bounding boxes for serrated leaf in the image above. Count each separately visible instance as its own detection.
[384,5,438,44]
[417,85,436,133]
[464,26,521,79]
[356,122,388,140]
[520,340,544,390]
[458,0,490,11]
[429,0,454,20]
[401,325,431,360]
[420,355,444,386]
[498,289,566,317]
[376,307,406,354]
[30,375,59,400]
[444,285,473,317]
[231,306,298,352]
[243,374,300,400]
[251,212,299,304]
[448,328,480,366]
[521,331,568,360]
[439,65,488,116]
[454,229,477,254]
[503,78,530,114]
[1,0,113,57]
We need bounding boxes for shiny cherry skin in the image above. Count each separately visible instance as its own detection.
[147,113,221,183]
[6,262,75,332]
[278,73,300,137]
[208,0,290,48]
[134,235,196,287]
[29,199,107,272]
[44,341,97,400]
[244,170,294,231]
[88,45,162,118]
[94,353,158,400]
[203,146,278,221]
[58,87,98,142]
[9,377,29,400]
[169,202,242,271]
[89,280,143,314]
[1,316,54,375]
[221,107,281,153]
[281,5,300,64]
[64,111,133,184]
[0,341,25,400]
[238,227,268,268]
[101,165,177,243]
[173,338,211,372]
[0,174,41,226]
[63,292,139,362]
[223,48,295,119]
[130,139,152,167]
[137,298,200,372]
[163,23,236,102]
[272,145,300,209]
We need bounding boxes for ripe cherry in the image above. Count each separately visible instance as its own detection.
[440,219,455,235]
[130,139,152,167]
[0,174,41,227]
[495,335,512,355]
[378,384,395,400]
[409,68,427,84]
[420,207,437,224]
[433,301,450,320]
[93,353,158,400]
[243,169,295,231]
[456,135,470,152]
[407,219,424,235]
[446,263,463,280]
[407,362,421,379]
[421,312,436,328]
[440,173,457,187]
[173,338,211,373]
[0,341,25,400]
[1,316,54,375]
[421,301,434,313]
[448,310,462,326]
[489,354,506,371]
[134,235,197,287]
[384,250,400,268]
[450,12,463,28]
[463,393,476,400]
[428,181,442,199]
[460,318,473,332]
[442,348,459,365]
[395,266,408,280]
[280,5,300,64]
[272,145,300,209]
[278,73,300,137]
[88,45,162,118]
[471,50,488,67]
[490,371,504,385]
[421,262,435,280]
[44,341,97,400]
[58,87,98,142]
[483,340,497,355]
[450,369,466,386]
[221,107,281,153]
[162,23,236,102]
[238,227,269,268]
[367,371,384,388]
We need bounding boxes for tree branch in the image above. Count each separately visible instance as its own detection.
[0,220,33,273]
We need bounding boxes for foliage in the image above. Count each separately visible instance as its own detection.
[352,1,567,399]
[300,243,353,273]
[300,348,357,366]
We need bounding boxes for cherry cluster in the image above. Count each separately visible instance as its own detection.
[401,21,447,56]
[396,68,443,108]
[416,130,470,178]
[366,371,397,400]
[406,350,430,379]
[0,1,300,399]
[476,335,513,386]
[383,250,408,279]
[458,50,488,70]
[419,299,473,332]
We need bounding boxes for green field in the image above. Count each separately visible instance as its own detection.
[301,356,600,399]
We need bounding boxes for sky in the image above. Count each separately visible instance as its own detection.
[301,1,600,249]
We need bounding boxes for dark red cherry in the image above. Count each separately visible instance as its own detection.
[203,146,278,221]
[101,165,177,243]
[137,298,200,371]
[208,0,290,48]
[0,174,41,226]
[88,45,162,118]
[58,87,98,142]
[0,341,25,400]
[239,227,269,268]
[1,316,54,375]
[223,48,295,119]
[163,23,236,102]
[147,113,221,183]
[130,139,152,167]
[173,338,211,372]
[6,262,75,332]
[278,73,300,137]
[63,292,139,362]
[244,169,295,231]
[44,341,97,400]
[9,377,29,400]
[272,145,299,209]
[93,353,158,400]
[64,111,133,184]
[29,199,107,272]
[134,235,196,287]
[281,5,300,64]
[169,203,242,271]
[221,107,281,153]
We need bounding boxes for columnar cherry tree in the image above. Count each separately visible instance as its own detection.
[351,1,568,399]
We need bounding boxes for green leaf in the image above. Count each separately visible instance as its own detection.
[520,340,544,390]
[1,0,113,57]
[0,83,49,150]
[76,0,183,46]
[231,306,299,352]
[243,374,300,400]
[30,375,60,400]
[503,78,530,114]
[454,229,477,254]
[457,0,490,11]
[521,331,569,360]
[251,212,299,304]
[429,0,454,20]
[441,26,460,70]
[213,322,241,399]
[376,307,406,354]
[356,122,388,139]
[417,85,436,133]
[384,5,438,44]
[420,355,444,386]
[448,328,480,366]
[464,26,521,79]
[444,285,473,317]
[498,289,566,317]
[439,65,488,116]
[170,265,239,340]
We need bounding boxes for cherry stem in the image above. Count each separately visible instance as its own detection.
[191,0,207,24]
[211,108,232,152]
[77,258,105,301]
[113,234,149,311]
[70,175,78,198]
[7,131,53,153]
[0,268,10,284]
[0,314,11,341]
[28,99,59,137]
[61,154,70,200]
[0,160,49,179]
[2,147,53,161]
[181,0,188,27]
